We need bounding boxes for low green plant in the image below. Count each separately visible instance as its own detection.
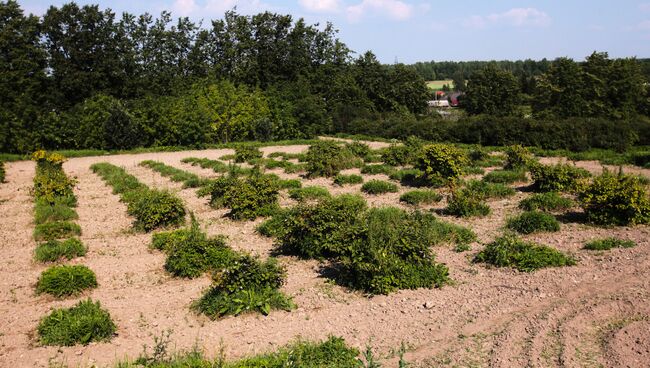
[506,211,560,234]
[127,189,186,231]
[465,180,516,199]
[288,186,331,201]
[33,221,81,241]
[276,178,302,189]
[225,174,280,220]
[34,199,78,224]
[381,143,411,166]
[389,168,434,187]
[415,144,468,183]
[32,152,77,205]
[399,189,442,206]
[360,164,395,175]
[333,174,363,185]
[234,145,263,163]
[181,157,228,173]
[305,141,360,178]
[38,299,116,346]
[140,160,205,188]
[346,141,371,160]
[256,208,291,238]
[583,237,636,250]
[36,265,98,298]
[519,192,573,212]
[577,171,650,225]
[35,238,87,262]
[90,162,145,195]
[474,234,575,272]
[445,190,491,217]
[483,169,527,184]
[220,154,236,161]
[529,163,591,192]
[504,145,535,170]
[361,180,399,194]
[464,166,485,175]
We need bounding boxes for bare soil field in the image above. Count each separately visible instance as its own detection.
[1,141,649,367]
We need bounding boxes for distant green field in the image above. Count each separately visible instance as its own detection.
[426,80,454,90]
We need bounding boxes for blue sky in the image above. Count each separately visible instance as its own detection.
[18,0,650,63]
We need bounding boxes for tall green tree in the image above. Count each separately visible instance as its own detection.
[463,65,520,116]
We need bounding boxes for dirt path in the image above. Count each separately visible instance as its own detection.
[0,144,648,367]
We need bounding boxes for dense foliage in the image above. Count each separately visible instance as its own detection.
[36,265,97,298]
[34,238,87,262]
[506,211,561,234]
[529,163,591,192]
[518,192,573,212]
[37,299,116,346]
[202,171,280,220]
[474,234,575,272]
[415,144,468,183]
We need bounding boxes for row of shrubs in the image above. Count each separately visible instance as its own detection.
[91,162,186,231]
[140,160,206,188]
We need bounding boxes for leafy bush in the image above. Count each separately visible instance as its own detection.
[193,255,294,318]
[33,221,81,241]
[35,238,87,262]
[381,136,424,166]
[529,163,591,192]
[504,145,535,170]
[519,192,573,212]
[33,160,77,205]
[38,299,116,346]
[415,144,468,183]
[465,180,516,199]
[361,180,399,194]
[256,208,291,238]
[36,265,97,298]
[305,141,359,178]
[474,234,575,272]
[224,174,280,220]
[345,141,371,159]
[275,178,302,189]
[127,189,186,231]
[445,190,491,217]
[288,186,331,201]
[234,145,263,163]
[583,237,636,250]
[399,189,443,206]
[333,174,363,185]
[483,169,527,184]
[181,157,228,173]
[360,164,395,175]
[34,199,78,224]
[577,171,650,225]
[389,168,433,187]
[140,160,205,188]
[506,211,560,234]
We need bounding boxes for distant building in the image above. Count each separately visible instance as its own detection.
[428,100,450,108]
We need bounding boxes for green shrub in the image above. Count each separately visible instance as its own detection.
[529,163,591,192]
[127,189,186,231]
[34,199,78,224]
[381,143,411,166]
[389,168,434,187]
[181,157,228,173]
[506,211,560,234]
[224,174,280,220]
[445,190,491,217]
[504,145,535,170]
[234,145,263,163]
[276,178,302,189]
[256,209,291,238]
[465,180,515,199]
[38,299,116,346]
[220,154,236,161]
[360,164,395,175]
[288,186,331,201]
[399,189,443,206]
[305,141,360,178]
[468,148,489,162]
[33,221,81,241]
[35,238,87,262]
[583,237,636,250]
[36,265,98,298]
[33,162,77,205]
[577,171,650,225]
[361,180,399,194]
[483,169,527,184]
[333,174,363,185]
[90,162,145,195]
[345,141,371,159]
[193,255,294,318]
[519,192,573,212]
[415,144,468,183]
[140,160,205,188]
[474,234,575,272]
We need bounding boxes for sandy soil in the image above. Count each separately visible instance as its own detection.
[0,143,649,367]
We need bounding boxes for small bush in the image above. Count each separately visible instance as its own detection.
[224,174,280,220]
[305,141,359,178]
[506,211,560,234]
[474,234,575,272]
[519,192,573,212]
[583,237,636,250]
[36,265,98,298]
[361,180,399,194]
[381,144,411,166]
[483,169,527,184]
[400,189,442,206]
[127,189,186,231]
[276,178,302,189]
[38,299,116,346]
[234,146,263,163]
[256,209,291,238]
[288,186,331,201]
[34,199,78,224]
[578,171,650,225]
[346,141,371,159]
[360,164,395,175]
[529,163,591,192]
[333,174,363,185]
[465,180,515,199]
[415,144,468,183]
[445,190,491,217]
[35,238,87,262]
[504,145,535,170]
[33,221,81,241]
[389,168,434,187]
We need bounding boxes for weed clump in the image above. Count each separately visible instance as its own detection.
[305,141,360,178]
[36,265,97,298]
[35,238,87,262]
[360,164,395,175]
[445,190,491,217]
[202,172,279,220]
[474,234,575,272]
[234,145,263,163]
[34,199,78,224]
[288,186,331,201]
[506,211,561,234]
[483,169,527,184]
[583,237,636,250]
[465,180,515,199]
[38,299,116,346]
[399,189,442,206]
[529,163,590,192]
[519,192,573,212]
[333,174,363,185]
[33,221,81,241]
[361,180,399,194]
[415,144,468,183]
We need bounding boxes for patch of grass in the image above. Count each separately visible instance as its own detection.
[506,211,561,234]
[33,221,81,241]
[360,164,395,175]
[474,234,575,272]
[464,166,485,175]
[583,237,636,250]
[333,174,363,185]
[483,169,527,184]
[140,160,206,188]
[399,189,442,206]
[465,180,515,199]
[276,178,302,189]
[34,199,78,224]
[361,180,399,194]
[288,186,331,201]
[36,265,97,298]
[445,190,491,217]
[181,157,229,173]
[38,299,116,346]
[35,238,87,263]
[389,168,434,187]
[220,154,236,161]
[519,192,573,212]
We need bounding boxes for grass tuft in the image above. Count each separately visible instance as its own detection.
[506,211,561,234]
[361,180,399,194]
[35,238,87,262]
[38,299,116,346]
[474,234,575,272]
[583,237,636,250]
[33,221,81,241]
[36,265,97,298]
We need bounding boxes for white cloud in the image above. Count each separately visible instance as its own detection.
[462,8,551,29]
[299,0,341,13]
[173,0,199,16]
[170,0,269,17]
[346,0,413,22]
